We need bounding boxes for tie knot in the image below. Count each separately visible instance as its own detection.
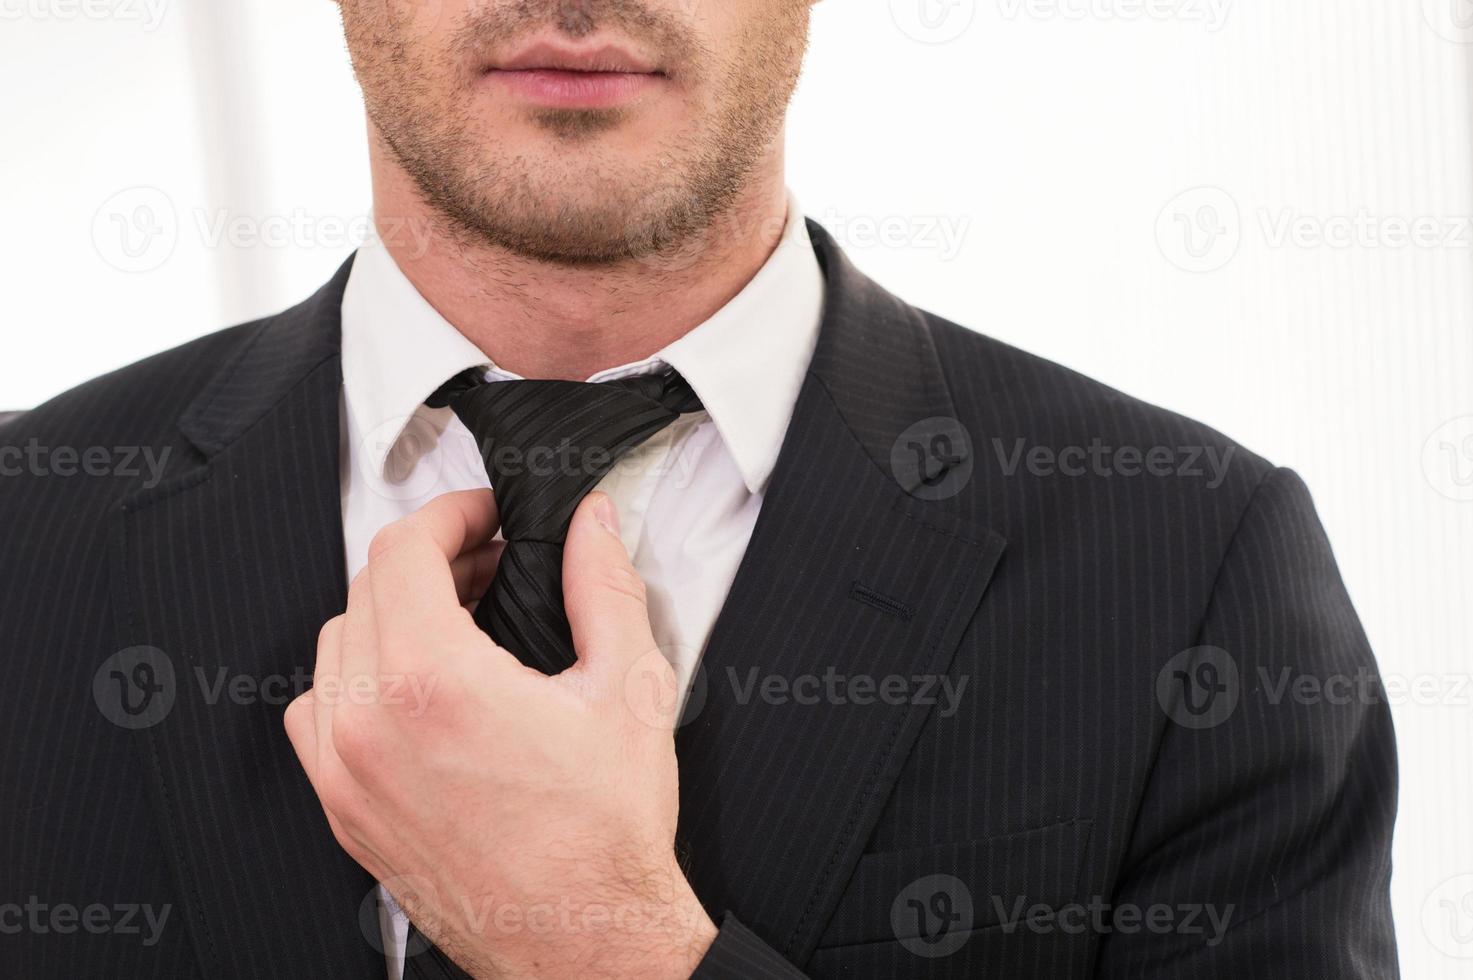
[429,368,702,543]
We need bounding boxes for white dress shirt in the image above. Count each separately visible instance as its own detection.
[337,194,824,979]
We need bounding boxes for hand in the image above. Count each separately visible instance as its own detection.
[284,490,717,979]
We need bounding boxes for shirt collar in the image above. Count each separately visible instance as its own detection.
[340,229,491,480]
[340,191,824,496]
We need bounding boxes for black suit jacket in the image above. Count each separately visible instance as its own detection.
[0,224,1397,978]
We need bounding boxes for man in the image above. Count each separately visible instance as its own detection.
[0,0,1398,976]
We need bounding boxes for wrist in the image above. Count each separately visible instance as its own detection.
[655,893,718,979]
[603,863,717,979]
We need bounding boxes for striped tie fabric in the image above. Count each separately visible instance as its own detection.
[400,367,702,980]
[427,366,704,674]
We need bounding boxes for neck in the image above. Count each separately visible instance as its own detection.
[368,140,792,381]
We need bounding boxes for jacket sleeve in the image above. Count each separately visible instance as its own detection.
[1095,467,1399,977]
[690,913,810,979]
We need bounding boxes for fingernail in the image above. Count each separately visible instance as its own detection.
[594,494,620,538]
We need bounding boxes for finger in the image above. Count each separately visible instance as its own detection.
[312,615,345,772]
[562,493,659,684]
[338,567,379,686]
[450,540,503,607]
[283,690,319,784]
[367,490,499,659]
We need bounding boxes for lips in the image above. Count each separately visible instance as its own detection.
[491,41,662,76]
[482,41,668,110]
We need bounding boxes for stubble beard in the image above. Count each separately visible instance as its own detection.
[347,2,810,268]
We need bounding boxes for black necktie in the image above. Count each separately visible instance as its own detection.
[427,366,703,674]
[399,366,702,980]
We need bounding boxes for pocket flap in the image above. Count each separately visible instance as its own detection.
[818,818,1093,947]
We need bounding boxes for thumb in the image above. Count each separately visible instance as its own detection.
[563,492,660,683]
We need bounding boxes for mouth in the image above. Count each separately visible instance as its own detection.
[482,40,669,110]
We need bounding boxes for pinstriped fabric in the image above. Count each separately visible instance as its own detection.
[0,308,298,976]
[691,914,808,979]
[0,229,1397,979]
[672,227,1395,977]
[792,297,1397,977]
[0,263,385,980]
[428,368,702,675]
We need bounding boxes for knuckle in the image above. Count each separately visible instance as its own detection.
[327,820,360,860]
[316,763,358,818]
[282,699,309,743]
[599,562,648,606]
[317,616,344,650]
[382,667,441,717]
[330,703,381,768]
[324,801,371,862]
[346,567,371,600]
[367,521,417,564]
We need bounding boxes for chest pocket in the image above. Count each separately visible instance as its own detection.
[815,818,1093,949]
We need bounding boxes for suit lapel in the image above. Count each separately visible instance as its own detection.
[109,258,384,980]
[108,225,1003,976]
[676,224,1006,964]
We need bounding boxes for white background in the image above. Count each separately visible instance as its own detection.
[3,0,1472,974]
